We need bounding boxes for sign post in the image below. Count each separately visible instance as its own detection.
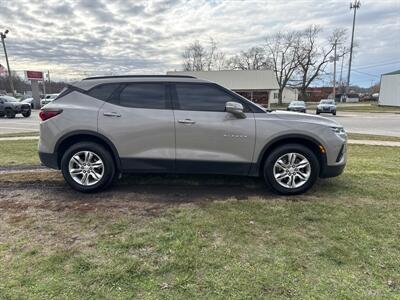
[25,71,44,109]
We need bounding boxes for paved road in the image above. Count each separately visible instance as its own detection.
[324,112,400,137]
[0,110,40,134]
[0,110,399,137]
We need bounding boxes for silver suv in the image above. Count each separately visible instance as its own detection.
[39,75,347,194]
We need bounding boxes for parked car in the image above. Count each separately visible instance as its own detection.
[287,101,306,113]
[0,95,31,118]
[316,99,336,115]
[345,93,360,103]
[21,97,34,108]
[39,75,347,195]
[40,94,59,107]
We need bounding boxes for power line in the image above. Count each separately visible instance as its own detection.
[352,70,380,78]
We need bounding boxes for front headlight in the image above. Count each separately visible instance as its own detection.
[331,126,346,136]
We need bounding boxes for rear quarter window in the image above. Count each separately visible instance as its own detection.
[87,84,121,101]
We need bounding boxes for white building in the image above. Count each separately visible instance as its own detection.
[379,70,400,107]
[167,70,298,105]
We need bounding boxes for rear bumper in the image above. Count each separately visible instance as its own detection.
[39,151,59,169]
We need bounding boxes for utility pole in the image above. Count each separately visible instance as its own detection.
[0,29,15,96]
[47,70,51,93]
[332,41,338,100]
[347,0,361,94]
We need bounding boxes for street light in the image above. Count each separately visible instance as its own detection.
[1,29,15,96]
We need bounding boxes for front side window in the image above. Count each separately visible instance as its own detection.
[175,83,234,112]
[118,83,167,109]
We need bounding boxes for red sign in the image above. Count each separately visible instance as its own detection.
[26,70,44,80]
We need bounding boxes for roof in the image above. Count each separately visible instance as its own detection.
[83,75,196,80]
[73,75,206,91]
[382,70,400,76]
[167,70,279,90]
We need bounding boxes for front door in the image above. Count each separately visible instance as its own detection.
[172,83,256,175]
[97,82,175,172]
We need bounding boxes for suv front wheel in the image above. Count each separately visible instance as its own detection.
[61,142,115,192]
[263,144,320,195]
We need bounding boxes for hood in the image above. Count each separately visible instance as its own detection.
[268,110,341,127]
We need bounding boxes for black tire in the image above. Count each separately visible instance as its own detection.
[61,142,116,193]
[263,144,320,195]
[332,111,336,116]
[0,113,4,118]
[316,111,320,115]
[6,110,15,118]
[22,110,31,118]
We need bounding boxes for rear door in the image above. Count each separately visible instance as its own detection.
[172,83,256,175]
[97,82,175,172]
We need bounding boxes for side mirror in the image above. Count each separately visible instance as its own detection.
[225,101,246,119]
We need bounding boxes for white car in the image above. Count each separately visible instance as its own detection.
[21,97,34,108]
[41,94,59,107]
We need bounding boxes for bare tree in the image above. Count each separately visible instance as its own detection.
[182,40,208,71]
[295,26,347,100]
[265,31,301,105]
[182,38,227,71]
[227,47,269,70]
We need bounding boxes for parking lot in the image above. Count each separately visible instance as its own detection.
[0,110,399,137]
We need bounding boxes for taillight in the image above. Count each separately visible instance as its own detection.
[39,109,63,121]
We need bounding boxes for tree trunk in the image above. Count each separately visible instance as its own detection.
[299,87,307,101]
[278,89,283,105]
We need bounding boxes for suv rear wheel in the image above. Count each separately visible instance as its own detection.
[61,142,115,192]
[263,144,320,195]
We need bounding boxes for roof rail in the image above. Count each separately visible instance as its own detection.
[82,75,196,80]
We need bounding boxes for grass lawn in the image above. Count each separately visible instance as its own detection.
[0,131,39,138]
[0,144,399,298]
[0,140,40,166]
[347,133,400,142]
[337,103,400,113]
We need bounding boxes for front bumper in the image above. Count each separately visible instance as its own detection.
[320,163,346,178]
[39,151,59,169]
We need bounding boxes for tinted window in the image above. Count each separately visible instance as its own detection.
[175,83,233,112]
[88,84,120,101]
[119,83,167,109]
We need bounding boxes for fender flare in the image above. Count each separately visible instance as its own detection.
[251,133,327,176]
[54,130,121,170]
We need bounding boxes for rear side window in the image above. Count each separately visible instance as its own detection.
[118,83,167,109]
[88,84,120,101]
[175,83,234,112]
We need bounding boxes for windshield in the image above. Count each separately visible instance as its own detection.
[290,101,305,106]
[320,100,334,105]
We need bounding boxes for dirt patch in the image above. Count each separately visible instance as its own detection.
[0,171,274,218]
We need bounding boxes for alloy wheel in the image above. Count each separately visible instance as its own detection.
[68,151,104,186]
[273,152,311,189]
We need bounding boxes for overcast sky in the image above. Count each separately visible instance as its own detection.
[0,0,399,86]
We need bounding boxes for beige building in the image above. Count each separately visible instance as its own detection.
[167,70,298,105]
[379,70,400,107]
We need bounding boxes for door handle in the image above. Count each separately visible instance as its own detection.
[178,119,196,124]
[103,112,121,117]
